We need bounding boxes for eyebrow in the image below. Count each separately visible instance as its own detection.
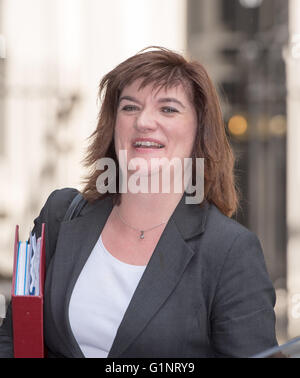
[157,97,185,109]
[119,95,186,109]
[119,96,142,105]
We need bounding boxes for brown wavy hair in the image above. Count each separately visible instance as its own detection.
[81,46,238,217]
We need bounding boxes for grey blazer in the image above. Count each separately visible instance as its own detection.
[0,188,278,358]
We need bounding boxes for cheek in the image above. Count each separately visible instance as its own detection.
[113,125,123,152]
[178,120,197,154]
[114,120,133,151]
[115,115,132,135]
[177,120,197,141]
[186,115,197,140]
[114,119,125,142]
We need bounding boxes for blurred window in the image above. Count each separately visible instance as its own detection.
[0,0,5,156]
[187,0,288,291]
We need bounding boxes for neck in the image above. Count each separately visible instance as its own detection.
[115,191,184,229]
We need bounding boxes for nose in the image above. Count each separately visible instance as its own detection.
[134,108,158,132]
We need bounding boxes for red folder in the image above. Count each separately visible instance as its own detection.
[11,223,46,358]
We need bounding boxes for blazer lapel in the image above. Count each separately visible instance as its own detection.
[48,195,114,357]
[108,195,209,358]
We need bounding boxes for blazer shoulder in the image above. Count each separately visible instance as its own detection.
[36,187,79,225]
[206,203,252,240]
[200,203,263,264]
[29,188,79,269]
[47,187,79,213]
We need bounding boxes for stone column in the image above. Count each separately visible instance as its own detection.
[284,0,300,338]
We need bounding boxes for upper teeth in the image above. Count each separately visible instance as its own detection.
[134,141,164,148]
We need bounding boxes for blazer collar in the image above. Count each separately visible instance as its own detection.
[82,192,209,241]
[51,193,209,358]
[171,193,209,240]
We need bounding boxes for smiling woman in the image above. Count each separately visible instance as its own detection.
[0,47,278,358]
[82,47,238,218]
[113,79,197,186]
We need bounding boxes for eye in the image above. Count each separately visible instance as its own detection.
[161,106,179,114]
[121,104,139,112]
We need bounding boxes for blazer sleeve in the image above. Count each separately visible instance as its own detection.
[210,230,278,358]
[0,188,78,358]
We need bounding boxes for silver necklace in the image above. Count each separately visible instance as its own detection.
[115,208,168,240]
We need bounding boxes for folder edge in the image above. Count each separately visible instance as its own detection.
[11,223,46,358]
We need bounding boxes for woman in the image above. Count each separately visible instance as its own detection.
[0,47,278,358]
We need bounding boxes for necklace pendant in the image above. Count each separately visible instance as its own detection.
[140,231,145,240]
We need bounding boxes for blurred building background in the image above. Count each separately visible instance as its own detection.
[188,0,289,343]
[0,0,299,346]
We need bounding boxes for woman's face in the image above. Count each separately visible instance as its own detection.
[114,79,198,184]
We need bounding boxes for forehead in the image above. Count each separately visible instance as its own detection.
[120,79,193,103]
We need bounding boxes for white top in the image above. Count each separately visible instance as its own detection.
[68,234,146,358]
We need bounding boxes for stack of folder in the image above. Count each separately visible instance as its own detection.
[11,223,46,358]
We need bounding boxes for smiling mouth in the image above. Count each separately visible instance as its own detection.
[133,141,165,149]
